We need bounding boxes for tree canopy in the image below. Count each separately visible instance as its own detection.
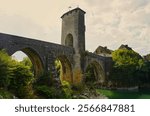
[0,50,34,98]
[111,49,150,87]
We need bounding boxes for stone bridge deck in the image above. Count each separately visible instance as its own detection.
[0,32,74,56]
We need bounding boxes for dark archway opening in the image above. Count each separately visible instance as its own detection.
[85,61,105,85]
[65,34,73,47]
[55,55,73,84]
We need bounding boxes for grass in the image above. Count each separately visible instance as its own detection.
[97,89,150,99]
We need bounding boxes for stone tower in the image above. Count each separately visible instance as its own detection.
[61,8,86,84]
[61,7,86,53]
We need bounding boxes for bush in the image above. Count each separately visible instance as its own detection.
[0,50,34,98]
[9,64,34,98]
[20,57,33,73]
[35,85,70,99]
[62,81,72,98]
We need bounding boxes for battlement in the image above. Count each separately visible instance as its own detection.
[61,7,86,18]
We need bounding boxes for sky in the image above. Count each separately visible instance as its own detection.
[0,0,150,60]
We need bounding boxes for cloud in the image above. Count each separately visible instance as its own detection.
[83,0,150,55]
[0,0,150,55]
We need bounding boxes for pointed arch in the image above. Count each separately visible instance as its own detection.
[12,47,44,77]
[65,34,73,47]
[55,55,73,84]
[85,60,105,83]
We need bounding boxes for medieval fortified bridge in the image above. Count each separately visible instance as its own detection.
[0,8,112,85]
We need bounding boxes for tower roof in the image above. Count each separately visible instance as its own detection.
[61,7,86,18]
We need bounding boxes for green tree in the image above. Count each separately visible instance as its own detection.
[0,50,34,98]
[9,63,34,98]
[112,49,142,67]
[111,49,145,87]
[20,57,33,72]
[0,50,14,89]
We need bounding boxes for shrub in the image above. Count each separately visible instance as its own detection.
[9,64,34,98]
[35,85,69,99]
[62,81,72,98]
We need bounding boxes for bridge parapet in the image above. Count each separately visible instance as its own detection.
[0,32,74,56]
[87,52,111,60]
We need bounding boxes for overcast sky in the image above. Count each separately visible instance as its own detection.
[0,0,150,59]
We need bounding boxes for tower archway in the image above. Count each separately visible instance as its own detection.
[65,34,73,47]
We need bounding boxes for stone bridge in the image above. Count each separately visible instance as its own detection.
[0,8,112,85]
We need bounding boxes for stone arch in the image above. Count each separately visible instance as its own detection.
[55,55,73,84]
[85,60,105,83]
[65,34,73,47]
[11,47,44,78]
